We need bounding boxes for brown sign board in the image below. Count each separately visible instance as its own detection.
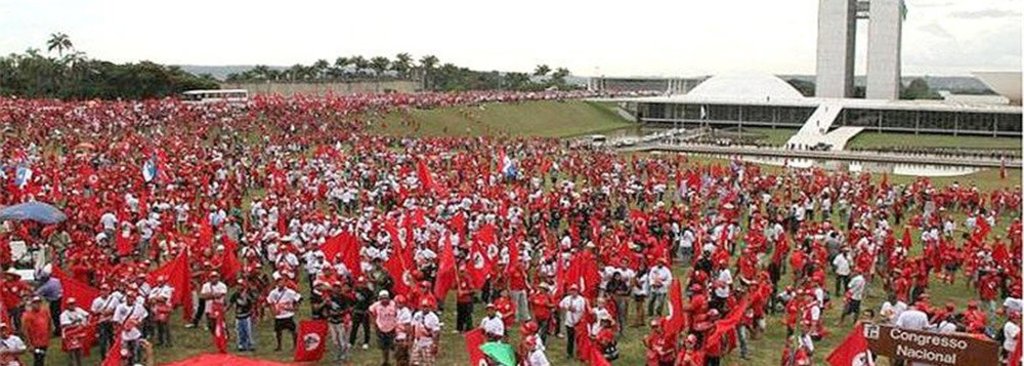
[862,323,999,366]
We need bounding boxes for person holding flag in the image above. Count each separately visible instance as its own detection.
[410,298,441,366]
[59,297,90,364]
[267,276,302,352]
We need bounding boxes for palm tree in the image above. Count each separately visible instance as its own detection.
[287,64,305,81]
[46,32,73,58]
[350,56,369,77]
[393,53,413,79]
[418,55,439,90]
[369,56,390,79]
[312,59,330,80]
[252,65,271,81]
[533,64,551,77]
[331,57,351,79]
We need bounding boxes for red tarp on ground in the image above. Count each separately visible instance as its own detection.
[160,354,293,366]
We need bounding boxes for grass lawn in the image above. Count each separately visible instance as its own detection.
[367,100,633,138]
[741,127,797,146]
[847,132,1022,151]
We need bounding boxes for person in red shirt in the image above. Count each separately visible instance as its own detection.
[492,289,515,329]
[644,319,675,366]
[1,272,29,332]
[455,278,475,332]
[20,297,50,366]
[528,285,555,343]
[675,335,704,366]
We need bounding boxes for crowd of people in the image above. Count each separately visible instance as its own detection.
[0,88,1020,366]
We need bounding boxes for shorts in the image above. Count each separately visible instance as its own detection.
[274,318,296,332]
[377,331,396,350]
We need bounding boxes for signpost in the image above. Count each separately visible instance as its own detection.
[862,323,999,366]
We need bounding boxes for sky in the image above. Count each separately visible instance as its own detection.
[0,0,1020,77]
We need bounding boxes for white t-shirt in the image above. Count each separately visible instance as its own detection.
[266,287,302,319]
[60,308,90,327]
[1003,322,1020,352]
[201,281,228,315]
[480,315,505,337]
[895,309,930,330]
[832,254,851,276]
[0,335,26,366]
[395,307,413,341]
[559,295,588,327]
[528,347,551,366]
[847,275,866,301]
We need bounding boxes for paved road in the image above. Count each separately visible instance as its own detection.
[621,143,1022,169]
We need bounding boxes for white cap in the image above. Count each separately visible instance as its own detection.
[378,290,390,298]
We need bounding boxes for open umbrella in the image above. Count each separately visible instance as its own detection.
[480,342,516,366]
[0,201,67,225]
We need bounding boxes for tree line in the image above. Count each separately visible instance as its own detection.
[0,33,219,100]
[225,55,575,92]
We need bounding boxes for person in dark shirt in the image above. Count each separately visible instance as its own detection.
[349,277,374,350]
[227,283,257,352]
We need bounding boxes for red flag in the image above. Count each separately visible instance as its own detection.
[198,219,214,250]
[384,249,412,296]
[212,304,228,353]
[975,218,992,241]
[664,278,686,336]
[101,331,122,366]
[222,249,241,283]
[589,345,612,366]
[293,320,329,362]
[464,328,487,365]
[465,239,493,290]
[826,323,874,366]
[320,232,363,279]
[147,251,194,321]
[416,159,437,193]
[51,267,100,311]
[433,234,457,301]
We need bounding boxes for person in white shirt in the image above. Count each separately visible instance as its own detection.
[479,304,505,341]
[194,272,227,330]
[1002,314,1021,360]
[646,259,672,317]
[393,296,413,365]
[832,249,852,296]
[91,285,122,356]
[410,299,441,366]
[60,297,91,366]
[559,285,588,358]
[266,278,302,351]
[840,270,866,325]
[112,294,148,326]
[0,323,26,366]
[895,304,930,330]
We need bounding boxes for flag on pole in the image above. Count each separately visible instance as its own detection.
[826,323,874,366]
[664,278,686,336]
[212,304,228,353]
[142,158,158,183]
[14,165,32,188]
[433,233,457,301]
[294,320,329,362]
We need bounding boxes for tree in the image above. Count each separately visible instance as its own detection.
[330,57,351,79]
[901,78,940,100]
[533,64,550,77]
[419,55,439,90]
[550,67,570,86]
[46,32,73,58]
[350,56,369,77]
[252,65,272,81]
[369,56,391,78]
[786,78,816,97]
[393,53,413,79]
[312,59,330,80]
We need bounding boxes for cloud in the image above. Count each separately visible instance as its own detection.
[950,8,1021,19]
[918,23,954,39]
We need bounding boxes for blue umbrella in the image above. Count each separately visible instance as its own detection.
[0,201,67,224]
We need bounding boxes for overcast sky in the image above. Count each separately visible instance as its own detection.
[0,0,1020,77]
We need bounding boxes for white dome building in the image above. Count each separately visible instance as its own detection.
[685,72,805,101]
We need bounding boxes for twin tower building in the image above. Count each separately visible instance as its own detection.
[816,0,906,100]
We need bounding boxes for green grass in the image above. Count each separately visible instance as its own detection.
[742,127,798,146]
[367,100,632,138]
[847,131,1022,150]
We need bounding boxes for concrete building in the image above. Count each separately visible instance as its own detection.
[816,0,906,100]
[587,77,705,95]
